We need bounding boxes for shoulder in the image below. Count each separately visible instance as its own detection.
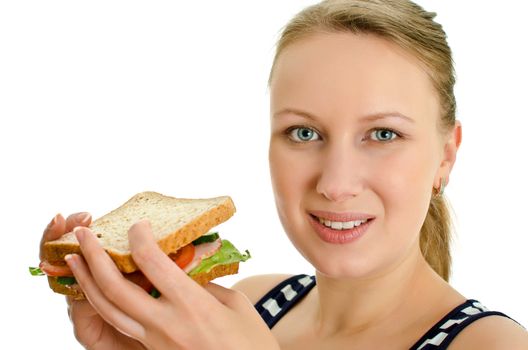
[448,314,528,350]
[230,273,295,304]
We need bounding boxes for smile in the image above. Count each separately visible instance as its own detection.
[308,214,374,244]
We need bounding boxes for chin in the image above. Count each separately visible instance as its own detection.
[286,232,378,279]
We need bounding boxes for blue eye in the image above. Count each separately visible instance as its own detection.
[370,128,399,142]
[287,127,321,143]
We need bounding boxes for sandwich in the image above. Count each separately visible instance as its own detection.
[30,191,250,300]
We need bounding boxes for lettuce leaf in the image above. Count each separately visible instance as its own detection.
[188,239,250,276]
[29,267,44,276]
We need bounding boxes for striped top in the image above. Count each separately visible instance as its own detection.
[254,274,522,349]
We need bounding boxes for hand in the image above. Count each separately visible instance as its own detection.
[65,220,280,350]
[40,213,146,350]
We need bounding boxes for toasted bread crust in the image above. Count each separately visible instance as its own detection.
[48,262,240,300]
[42,192,236,273]
[190,261,239,286]
[48,276,85,300]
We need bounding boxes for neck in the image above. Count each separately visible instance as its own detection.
[309,245,451,337]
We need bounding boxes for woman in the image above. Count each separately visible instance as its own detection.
[39,0,528,348]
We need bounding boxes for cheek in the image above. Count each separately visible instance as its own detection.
[269,141,314,199]
[269,141,291,204]
[269,141,317,229]
[373,144,436,231]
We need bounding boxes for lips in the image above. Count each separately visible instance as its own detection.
[308,212,375,244]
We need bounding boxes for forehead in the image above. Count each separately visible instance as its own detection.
[270,32,440,124]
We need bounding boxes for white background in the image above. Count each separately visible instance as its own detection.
[1,1,526,348]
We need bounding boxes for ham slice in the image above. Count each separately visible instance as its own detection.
[183,238,222,273]
[40,260,72,276]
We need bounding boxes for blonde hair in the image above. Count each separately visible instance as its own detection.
[268,0,456,281]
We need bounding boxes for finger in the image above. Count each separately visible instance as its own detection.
[73,227,158,323]
[40,212,91,260]
[40,213,66,260]
[68,297,105,348]
[66,212,92,232]
[42,213,65,242]
[66,296,98,322]
[128,220,210,302]
[66,253,146,341]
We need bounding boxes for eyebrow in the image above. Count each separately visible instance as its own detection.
[273,108,415,124]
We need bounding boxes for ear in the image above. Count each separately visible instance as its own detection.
[435,120,462,187]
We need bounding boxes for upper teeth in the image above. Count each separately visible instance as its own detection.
[318,217,368,230]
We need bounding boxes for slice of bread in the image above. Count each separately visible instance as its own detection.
[48,261,240,300]
[42,192,236,273]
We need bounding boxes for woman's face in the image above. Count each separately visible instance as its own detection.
[269,32,460,279]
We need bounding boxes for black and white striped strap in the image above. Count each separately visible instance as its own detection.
[254,274,316,329]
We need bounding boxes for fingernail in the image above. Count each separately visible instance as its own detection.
[73,226,85,243]
[49,213,60,228]
[64,254,76,269]
[78,212,91,225]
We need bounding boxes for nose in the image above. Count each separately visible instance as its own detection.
[316,143,364,202]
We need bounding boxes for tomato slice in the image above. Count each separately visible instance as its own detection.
[40,260,73,277]
[169,243,195,269]
[127,244,195,294]
[125,271,153,293]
